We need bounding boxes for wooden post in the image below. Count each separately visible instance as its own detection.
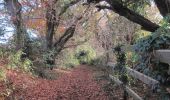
[107,63,159,88]
[109,75,143,100]
[155,50,170,75]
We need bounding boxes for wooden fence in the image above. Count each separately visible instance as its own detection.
[104,47,170,99]
[155,50,170,75]
[107,62,159,100]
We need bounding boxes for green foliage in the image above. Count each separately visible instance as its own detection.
[126,51,139,65]
[0,48,9,59]
[64,50,79,68]
[54,49,79,69]
[90,56,107,66]
[42,49,56,69]
[75,44,96,65]
[135,26,170,53]
[134,30,151,42]
[113,44,132,99]
[135,17,170,53]
[120,0,150,15]
[159,15,170,26]
[114,44,128,84]
[8,50,33,72]
[134,19,170,82]
[0,68,6,81]
[43,49,55,63]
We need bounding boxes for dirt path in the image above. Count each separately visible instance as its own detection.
[3,65,109,100]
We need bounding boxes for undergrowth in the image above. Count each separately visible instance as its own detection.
[0,68,6,81]
[7,50,33,73]
[131,16,170,98]
[134,22,170,81]
[75,43,96,65]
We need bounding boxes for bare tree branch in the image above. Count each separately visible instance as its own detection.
[53,5,91,54]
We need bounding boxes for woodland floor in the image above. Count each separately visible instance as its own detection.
[0,61,165,100]
[0,64,110,100]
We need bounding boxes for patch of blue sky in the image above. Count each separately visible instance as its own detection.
[21,0,41,12]
[0,15,13,28]
[0,0,39,44]
[0,27,39,44]
[0,30,13,44]
[0,0,4,9]
[27,29,38,39]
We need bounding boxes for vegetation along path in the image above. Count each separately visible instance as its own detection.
[2,65,109,100]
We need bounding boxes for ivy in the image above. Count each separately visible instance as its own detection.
[134,19,170,83]
[114,44,129,99]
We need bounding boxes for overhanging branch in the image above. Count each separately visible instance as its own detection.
[53,5,91,55]
[90,0,160,32]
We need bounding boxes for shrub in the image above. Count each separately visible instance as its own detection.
[134,19,170,84]
[0,68,6,81]
[8,50,33,72]
[63,50,79,69]
[55,44,96,68]
[0,48,8,60]
[75,43,96,65]
[54,49,79,69]
[42,49,56,69]
[134,30,151,42]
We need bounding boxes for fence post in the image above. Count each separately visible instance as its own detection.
[114,44,128,100]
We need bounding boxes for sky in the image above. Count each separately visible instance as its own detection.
[0,0,39,44]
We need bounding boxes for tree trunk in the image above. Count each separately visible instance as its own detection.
[45,0,82,69]
[154,0,170,17]
[45,0,58,68]
[4,0,30,57]
[46,3,57,49]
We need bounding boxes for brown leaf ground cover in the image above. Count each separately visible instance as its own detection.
[0,65,109,100]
